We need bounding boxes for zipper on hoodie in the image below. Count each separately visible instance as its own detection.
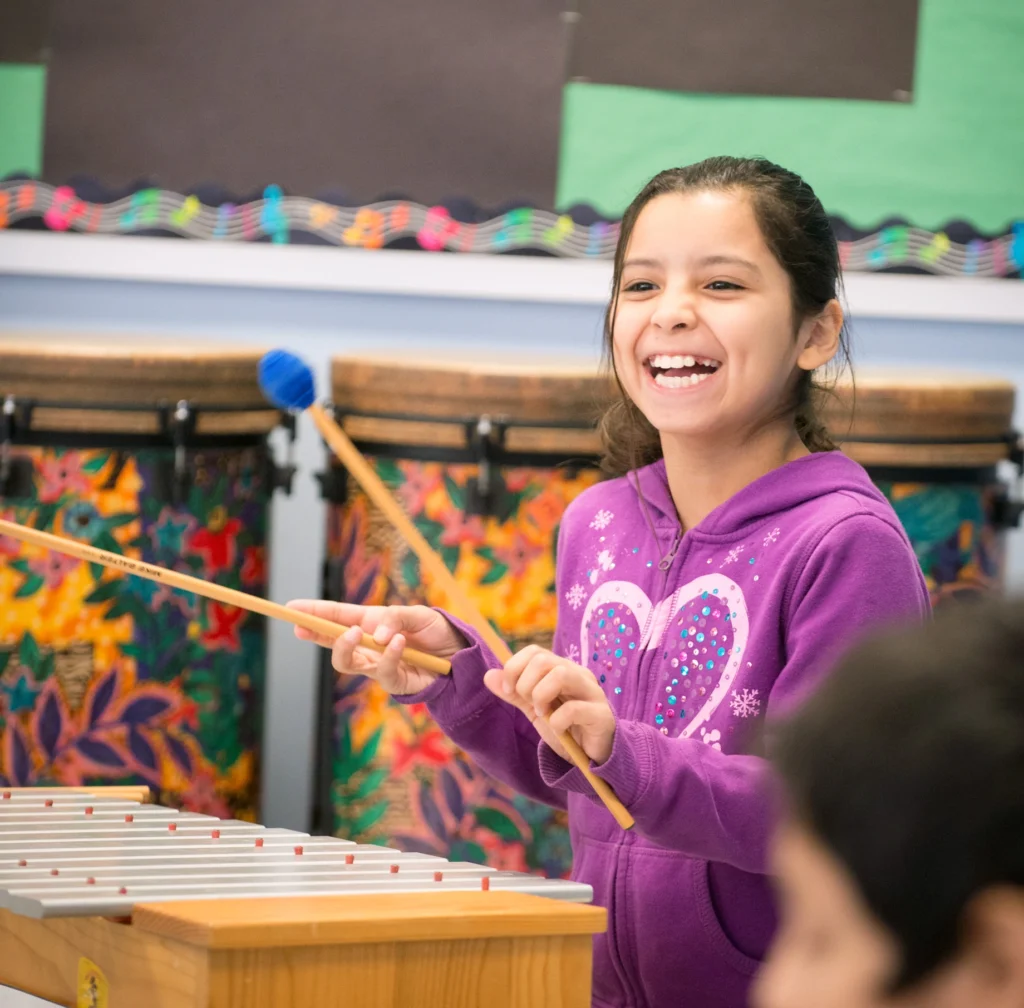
[602,476,687,1006]
[657,528,682,570]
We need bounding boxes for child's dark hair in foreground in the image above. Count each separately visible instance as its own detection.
[756,600,1024,1008]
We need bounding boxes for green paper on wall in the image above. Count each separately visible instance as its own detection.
[0,63,46,178]
[557,0,1024,231]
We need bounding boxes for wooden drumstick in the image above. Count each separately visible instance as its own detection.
[0,517,451,676]
[257,351,635,830]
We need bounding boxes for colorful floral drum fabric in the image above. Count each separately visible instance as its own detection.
[322,457,601,877]
[877,479,1007,605]
[0,445,269,819]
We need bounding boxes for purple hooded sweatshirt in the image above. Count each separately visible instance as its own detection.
[401,451,930,1007]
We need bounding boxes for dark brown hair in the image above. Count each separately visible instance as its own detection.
[598,156,851,476]
[772,598,1024,992]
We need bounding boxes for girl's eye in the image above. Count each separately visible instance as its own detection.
[706,280,743,291]
[623,280,656,293]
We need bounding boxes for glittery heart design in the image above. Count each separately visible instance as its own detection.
[581,582,649,694]
[581,575,750,738]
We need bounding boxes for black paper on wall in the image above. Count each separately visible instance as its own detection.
[566,0,920,102]
[43,0,567,206]
[0,0,52,64]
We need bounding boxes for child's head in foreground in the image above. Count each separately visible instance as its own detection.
[756,600,1024,1008]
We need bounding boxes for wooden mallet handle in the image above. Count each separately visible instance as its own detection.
[0,517,451,676]
[310,403,636,831]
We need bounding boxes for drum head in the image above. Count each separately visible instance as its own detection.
[819,369,1016,468]
[0,332,280,436]
[331,352,615,425]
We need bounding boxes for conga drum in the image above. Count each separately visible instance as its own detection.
[0,336,288,820]
[317,354,613,876]
[823,371,1021,605]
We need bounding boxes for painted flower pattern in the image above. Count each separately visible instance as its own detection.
[0,444,269,821]
[37,452,90,504]
[324,457,599,877]
[880,481,1003,603]
[28,551,80,589]
[188,507,243,575]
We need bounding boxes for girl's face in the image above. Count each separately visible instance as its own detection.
[754,820,1024,1008]
[753,820,903,1008]
[611,190,838,445]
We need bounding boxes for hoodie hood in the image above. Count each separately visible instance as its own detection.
[631,451,892,539]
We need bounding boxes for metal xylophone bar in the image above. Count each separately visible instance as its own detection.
[0,794,593,920]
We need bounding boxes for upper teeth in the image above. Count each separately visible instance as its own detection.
[648,354,720,369]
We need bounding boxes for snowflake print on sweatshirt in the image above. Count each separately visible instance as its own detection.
[589,548,617,584]
[730,687,761,718]
[564,583,587,610]
[589,509,614,530]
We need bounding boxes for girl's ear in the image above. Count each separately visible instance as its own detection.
[945,888,1024,1008]
[796,299,843,372]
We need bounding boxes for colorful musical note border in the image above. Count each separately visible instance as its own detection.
[1,180,1021,277]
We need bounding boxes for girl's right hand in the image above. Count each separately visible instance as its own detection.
[286,600,467,696]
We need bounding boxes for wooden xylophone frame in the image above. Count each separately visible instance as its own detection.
[0,788,605,1008]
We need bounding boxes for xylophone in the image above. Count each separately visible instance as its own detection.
[0,788,604,1008]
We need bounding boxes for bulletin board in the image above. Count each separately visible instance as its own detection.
[558,0,1024,232]
[2,0,1021,269]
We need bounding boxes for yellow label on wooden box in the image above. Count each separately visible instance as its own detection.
[77,957,108,1008]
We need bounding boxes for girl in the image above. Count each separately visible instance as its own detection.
[756,599,1024,1008]
[290,156,930,1008]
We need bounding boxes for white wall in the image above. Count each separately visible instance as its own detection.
[2,240,1023,833]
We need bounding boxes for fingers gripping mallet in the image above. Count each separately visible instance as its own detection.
[258,349,634,830]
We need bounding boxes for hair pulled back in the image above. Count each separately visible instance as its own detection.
[598,156,851,476]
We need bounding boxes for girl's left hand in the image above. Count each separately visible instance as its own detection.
[484,646,616,765]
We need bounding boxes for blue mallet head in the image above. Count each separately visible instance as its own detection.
[258,349,316,411]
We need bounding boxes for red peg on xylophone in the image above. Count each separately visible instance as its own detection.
[17,860,27,868]
[434,871,443,882]
[86,877,95,885]
[255,837,264,848]
[119,887,128,895]
[168,822,177,831]
[50,869,59,876]
[44,799,53,807]
[2,791,10,800]
[125,814,134,823]
[211,829,221,839]
[294,845,304,856]
[481,876,490,891]
[345,854,355,865]
[389,864,399,874]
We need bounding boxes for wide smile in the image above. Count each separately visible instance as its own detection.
[643,353,722,390]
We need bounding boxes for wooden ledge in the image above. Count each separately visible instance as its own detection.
[131,891,606,949]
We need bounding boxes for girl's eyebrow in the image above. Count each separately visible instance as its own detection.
[698,254,762,275]
[622,254,762,275]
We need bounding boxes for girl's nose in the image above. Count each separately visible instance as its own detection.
[650,292,697,332]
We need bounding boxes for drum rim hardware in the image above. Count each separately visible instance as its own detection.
[316,402,603,514]
[0,394,298,501]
